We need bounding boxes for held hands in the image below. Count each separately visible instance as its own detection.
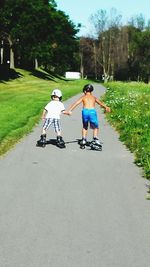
[63,110,72,115]
[64,110,72,115]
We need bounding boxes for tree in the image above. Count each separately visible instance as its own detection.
[0,0,55,68]
[127,25,150,82]
[90,8,122,81]
[79,37,99,79]
[0,0,79,72]
[128,14,146,31]
[0,0,16,68]
[47,10,79,74]
[87,8,150,82]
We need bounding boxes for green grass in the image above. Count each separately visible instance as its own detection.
[0,68,92,156]
[103,81,150,179]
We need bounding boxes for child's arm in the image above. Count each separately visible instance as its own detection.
[95,98,111,112]
[41,109,47,119]
[62,110,70,115]
[68,96,83,114]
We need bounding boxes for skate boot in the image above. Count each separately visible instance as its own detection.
[79,138,86,149]
[90,137,102,151]
[36,134,46,147]
[56,136,66,148]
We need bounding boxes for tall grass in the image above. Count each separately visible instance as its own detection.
[0,68,92,156]
[103,81,150,179]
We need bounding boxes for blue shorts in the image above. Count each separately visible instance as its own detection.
[82,108,99,130]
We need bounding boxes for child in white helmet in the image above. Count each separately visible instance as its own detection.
[37,89,69,148]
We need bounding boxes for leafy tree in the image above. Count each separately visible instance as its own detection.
[139,29,150,82]
[128,14,146,31]
[128,26,150,82]
[90,8,122,81]
[81,8,150,82]
[0,0,79,73]
[79,37,97,79]
[48,10,79,74]
[0,0,56,68]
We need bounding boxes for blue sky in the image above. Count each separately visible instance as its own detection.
[56,0,150,36]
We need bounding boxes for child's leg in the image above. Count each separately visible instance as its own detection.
[82,128,88,139]
[82,109,89,140]
[39,119,49,141]
[50,119,65,147]
[42,118,52,135]
[93,128,99,139]
[54,119,64,141]
[90,114,100,141]
[42,128,46,135]
[92,128,101,145]
[80,128,87,147]
[53,119,61,135]
[56,130,61,137]
[89,109,99,139]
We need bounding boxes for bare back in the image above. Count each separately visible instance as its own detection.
[82,93,96,109]
[68,91,110,113]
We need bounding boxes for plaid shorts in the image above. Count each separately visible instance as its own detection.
[43,118,61,133]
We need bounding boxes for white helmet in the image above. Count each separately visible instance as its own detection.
[51,89,62,98]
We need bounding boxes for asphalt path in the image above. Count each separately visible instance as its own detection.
[0,84,150,267]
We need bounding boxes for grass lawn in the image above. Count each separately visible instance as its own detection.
[0,68,92,156]
[103,81,150,179]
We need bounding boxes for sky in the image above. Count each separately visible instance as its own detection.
[56,0,150,36]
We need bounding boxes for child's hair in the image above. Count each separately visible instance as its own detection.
[51,89,62,101]
[51,95,62,101]
[83,84,94,93]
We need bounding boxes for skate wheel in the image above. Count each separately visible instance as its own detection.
[36,141,46,147]
[57,143,66,148]
[91,146,102,151]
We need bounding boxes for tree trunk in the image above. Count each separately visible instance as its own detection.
[0,40,4,64]
[93,41,97,80]
[10,47,15,68]
[8,35,15,69]
[35,58,38,69]
[101,37,109,82]
[80,52,84,79]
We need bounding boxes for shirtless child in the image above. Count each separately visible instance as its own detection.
[68,84,111,147]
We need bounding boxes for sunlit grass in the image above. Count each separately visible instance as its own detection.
[103,81,150,179]
[0,68,92,156]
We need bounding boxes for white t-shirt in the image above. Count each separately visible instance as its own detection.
[44,100,65,119]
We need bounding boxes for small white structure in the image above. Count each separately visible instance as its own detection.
[65,71,81,79]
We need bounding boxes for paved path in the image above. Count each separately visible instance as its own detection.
[0,84,150,267]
